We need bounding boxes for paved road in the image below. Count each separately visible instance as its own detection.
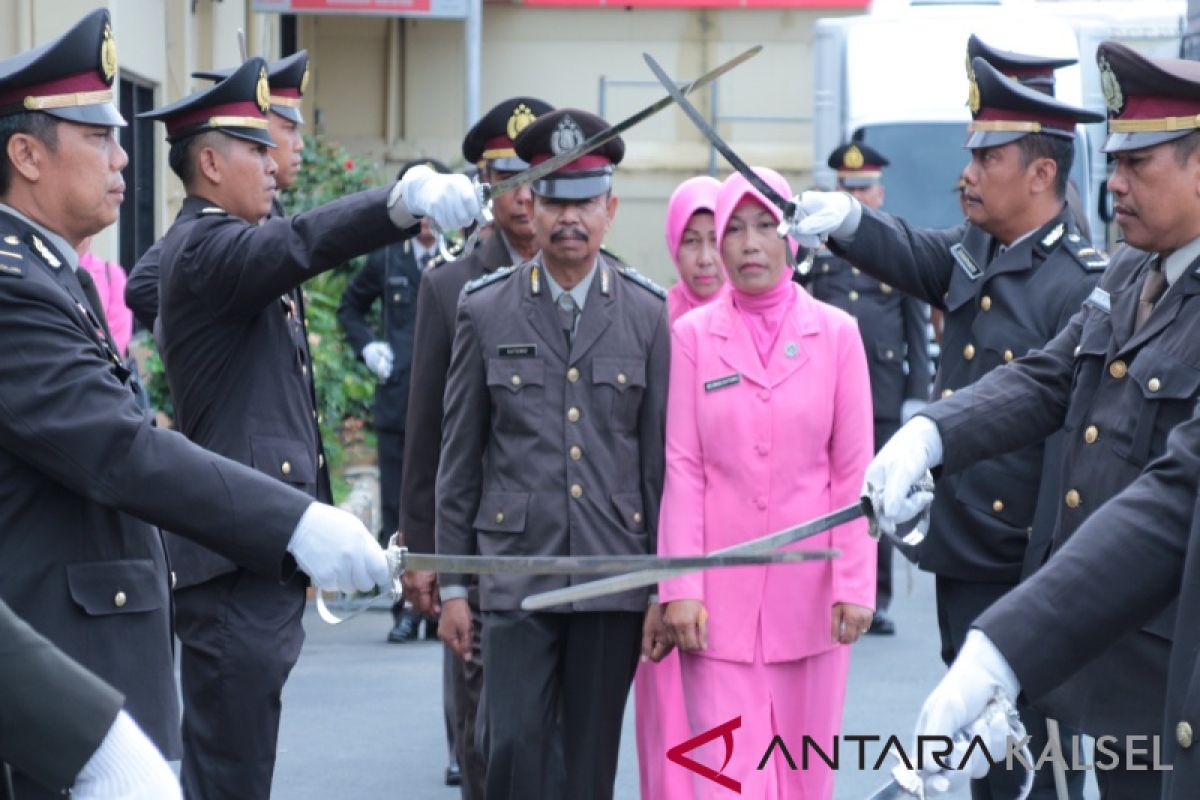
[271,565,1098,798]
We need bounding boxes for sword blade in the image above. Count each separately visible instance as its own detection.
[520,500,868,610]
[486,45,762,201]
[864,780,920,800]
[642,52,795,219]
[397,548,837,576]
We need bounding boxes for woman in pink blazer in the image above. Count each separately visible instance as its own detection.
[659,167,876,799]
[636,175,725,799]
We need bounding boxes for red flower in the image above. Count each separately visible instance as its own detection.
[344,158,355,171]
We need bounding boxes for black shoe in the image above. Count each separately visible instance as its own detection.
[387,610,420,643]
[867,610,896,636]
[445,763,462,786]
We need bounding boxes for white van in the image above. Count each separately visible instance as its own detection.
[813,0,1183,246]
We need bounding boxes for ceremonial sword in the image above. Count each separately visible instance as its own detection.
[433,45,763,261]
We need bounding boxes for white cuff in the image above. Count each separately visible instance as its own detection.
[832,195,863,242]
[910,414,945,467]
[386,182,420,230]
[439,585,469,602]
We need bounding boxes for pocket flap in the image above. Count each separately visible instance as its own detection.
[592,357,646,392]
[954,461,1038,529]
[610,492,646,532]
[67,559,163,616]
[473,491,531,533]
[486,358,544,393]
[249,434,316,484]
[1129,352,1200,400]
[874,341,906,363]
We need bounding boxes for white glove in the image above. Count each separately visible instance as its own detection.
[362,341,393,381]
[791,191,858,248]
[862,415,941,535]
[72,710,181,800]
[288,502,390,593]
[916,630,1023,793]
[387,165,481,231]
[900,398,927,423]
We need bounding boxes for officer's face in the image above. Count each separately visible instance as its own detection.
[203,136,277,224]
[533,192,617,268]
[1108,141,1200,253]
[962,143,1042,241]
[487,168,534,241]
[675,211,723,298]
[15,121,127,246]
[267,114,304,191]
[720,198,788,295]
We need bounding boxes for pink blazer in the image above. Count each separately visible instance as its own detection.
[658,283,875,664]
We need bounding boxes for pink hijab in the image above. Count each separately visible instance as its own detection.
[715,167,798,366]
[665,175,724,326]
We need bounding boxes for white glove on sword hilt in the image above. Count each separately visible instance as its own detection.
[430,176,493,263]
[861,416,943,537]
[387,165,483,232]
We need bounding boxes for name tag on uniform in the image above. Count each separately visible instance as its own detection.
[950,243,982,281]
[1085,286,1111,314]
[704,373,741,392]
[498,344,537,358]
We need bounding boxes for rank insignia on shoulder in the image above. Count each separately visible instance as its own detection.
[0,260,23,277]
[28,234,60,269]
[464,265,515,294]
[3,235,19,246]
[950,243,982,281]
[1040,223,1065,249]
[618,266,666,299]
[1063,236,1108,272]
[200,206,227,216]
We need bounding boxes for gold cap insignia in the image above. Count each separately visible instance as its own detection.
[1099,55,1123,115]
[100,22,117,84]
[507,103,537,141]
[256,67,271,115]
[550,115,584,156]
[964,55,981,115]
[843,144,864,170]
[300,66,310,96]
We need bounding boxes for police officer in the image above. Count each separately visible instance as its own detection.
[0,13,389,799]
[794,57,1105,800]
[400,96,552,798]
[865,43,1200,799]
[435,108,669,799]
[141,58,479,800]
[796,139,931,636]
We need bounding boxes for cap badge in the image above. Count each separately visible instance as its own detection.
[507,103,537,140]
[100,22,118,84]
[256,67,271,115]
[964,55,980,115]
[843,145,864,170]
[550,115,584,156]
[1099,55,1124,116]
[300,65,310,96]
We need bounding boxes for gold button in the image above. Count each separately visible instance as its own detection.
[980,296,992,311]
[392,292,402,302]
[992,500,1004,513]
[567,407,580,422]
[1149,377,1162,392]
[617,373,627,385]
[849,290,860,301]
[1003,349,1014,363]
[821,263,829,273]
[495,512,505,524]
[171,571,177,589]
[281,461,292,475]
[880,282,893,294]
[963,343,975,360]
[1109,360,1127,379]
[114,591,127,608]
[941,388,954,399]
[1177,721,1194,749]
[1065,489,1081,509]
[1084,425,1099,444]
[851,267,860,275]
[511,374,521,387]
[567,367,580,383]
[569,445,582,461]
[570,483,583,499]
[885,350,895,359]
[633,511,643,524]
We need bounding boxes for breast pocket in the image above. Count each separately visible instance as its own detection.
[249,434,316,489]
[67,559,165,617]
[486,358,545,433]
[386,274,412,307]
[472,491,531,536]
[1126,351,1200,464]
[592,357,647,432]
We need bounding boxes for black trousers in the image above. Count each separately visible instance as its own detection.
[175,569,306,800]
[936,576,1085,800]
[450,613,487,800]
[377,428,404,545]
[482,610,642,800]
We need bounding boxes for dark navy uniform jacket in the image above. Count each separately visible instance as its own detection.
[833,204,1104,584]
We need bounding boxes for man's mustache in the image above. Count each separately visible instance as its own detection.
[550,227,589,243]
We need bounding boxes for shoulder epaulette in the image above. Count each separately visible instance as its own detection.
[617,266,666,299]
[1062,232,1109,272]
[464,265,516,294]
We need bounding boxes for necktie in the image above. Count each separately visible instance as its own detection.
[76,268,115,345]
[558,293,580,346]
[1135,259,1167,332]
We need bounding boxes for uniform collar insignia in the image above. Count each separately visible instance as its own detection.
[30,234,60,268]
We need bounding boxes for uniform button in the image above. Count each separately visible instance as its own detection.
[617,372,627,385]
[282,461,292,475]
[1177,721,1194,749]
[1003,349,1014,363]
[567,367,580,383]
[569,445,582,461]
[851,267,860,275]
[821,263,830,273]
[570,483,583,499]
[567,407,580,422]
[1149,377,1162,392]
[495,512,505,524]
[941,388,954,399]
[312,409,318,420]
[885,349,895,359]
[633,511,643,525]
[318,454,325,468]
[1109,360,1127,379]
[1073,345,1082,358]
[1084,425,1099,444]
[392,292,402,302]
[980,296,992,311]
[1065,489,1081,509]
[963,343,975,360]
[880,282,893,294]
[992,500,1004,513]
[114,591,127,608]
[849,290,860,301]
[511,374,521,387]
[301,364,308,376]
[171,571,177,589]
